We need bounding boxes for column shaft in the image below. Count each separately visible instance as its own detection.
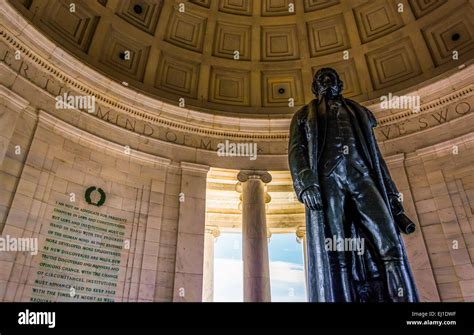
[297,227,309,300]
[202,227,219,302]
[239,171,272,302]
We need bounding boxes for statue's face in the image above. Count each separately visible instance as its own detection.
[315,70,341,98]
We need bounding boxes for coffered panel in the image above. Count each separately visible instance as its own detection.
[209,67,251,106]
[38,0,99,53]
[408,0,447,19]
[261,24,299,61]
[261,0,295,16]
[303,0,340,12]
[213,21,251,60]
[307,13,350,57]
[261,70,304,107]
[164,10,207,52]
[116,0,162,35]
[190,0,211,8]
[155,52,200,98]
[365,37,422,90]
[422,7,474,66]
[353,0,404,43]
[218,0,252,16]
[99,27,150,82]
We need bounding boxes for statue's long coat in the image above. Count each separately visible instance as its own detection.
[288,98,418,302]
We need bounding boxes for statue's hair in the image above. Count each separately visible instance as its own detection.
[311,67,344,96]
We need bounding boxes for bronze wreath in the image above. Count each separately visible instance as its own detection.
[85,186,106,207]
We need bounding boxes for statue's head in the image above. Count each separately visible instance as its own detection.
[311,67,344,99]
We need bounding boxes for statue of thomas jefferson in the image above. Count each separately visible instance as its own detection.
[288,68,419,302]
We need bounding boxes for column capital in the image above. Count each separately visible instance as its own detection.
[0,85,30,111]
[296,226,306,243]
[205,225,221,238]
[180,161,210,174]
[237,170,272,184]
[235,182,271,204]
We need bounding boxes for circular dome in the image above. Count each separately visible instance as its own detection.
[9,0,474,118]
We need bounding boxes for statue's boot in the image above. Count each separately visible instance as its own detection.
[384,260,417,302]
[332,269,353,302]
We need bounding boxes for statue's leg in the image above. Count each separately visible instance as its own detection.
[346,168,417,302]
[319,168,352,302]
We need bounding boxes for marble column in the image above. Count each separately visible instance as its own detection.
[296,226,309,300]
[237,170,272,302]
[202,226,220,302]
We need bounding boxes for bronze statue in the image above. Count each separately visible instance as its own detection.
[288,68,419,302]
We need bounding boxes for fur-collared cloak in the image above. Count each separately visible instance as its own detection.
[288,98,418,302]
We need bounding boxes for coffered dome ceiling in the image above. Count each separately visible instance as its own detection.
[9,0,474,118]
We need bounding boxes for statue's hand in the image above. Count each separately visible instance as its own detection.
[389,194,404,216]
[301,186,323,210]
